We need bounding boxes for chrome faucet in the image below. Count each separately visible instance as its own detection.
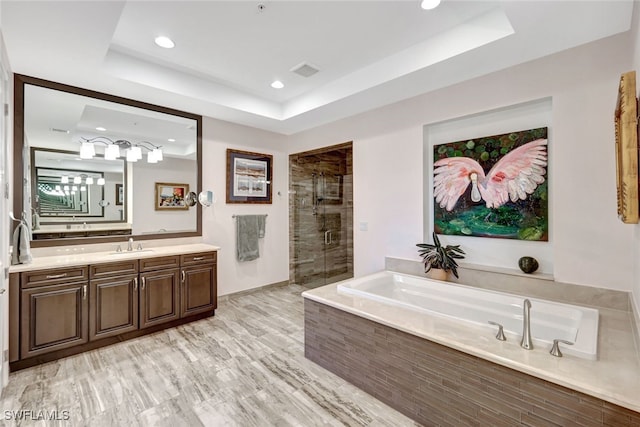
[520,299,533,350]
[127,237,134,251]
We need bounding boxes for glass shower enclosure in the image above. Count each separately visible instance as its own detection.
[289,142,353,288]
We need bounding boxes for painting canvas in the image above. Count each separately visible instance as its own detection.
[155,182,189,210]
[226,149,273,204]
[433,127,548,241]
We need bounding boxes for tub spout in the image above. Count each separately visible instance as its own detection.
[520,299,533,350]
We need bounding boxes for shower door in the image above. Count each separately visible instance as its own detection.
[290,143,353,288]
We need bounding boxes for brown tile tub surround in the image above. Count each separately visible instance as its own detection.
[305,299,640,426]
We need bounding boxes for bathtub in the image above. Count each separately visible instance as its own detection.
[336,271,599,360]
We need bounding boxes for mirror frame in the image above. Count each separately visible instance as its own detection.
[13,74,203,247]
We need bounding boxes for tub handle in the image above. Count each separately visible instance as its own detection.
[487,321,506,341]
[550,339,574,357]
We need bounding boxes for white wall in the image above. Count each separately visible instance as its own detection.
[131,156,197,235]
[200,117,289,296]
[287,31,636,292]
[630,4,640,319]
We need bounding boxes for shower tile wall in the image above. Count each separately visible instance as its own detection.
[289,145,353,287]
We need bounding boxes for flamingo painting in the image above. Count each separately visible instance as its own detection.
[432,128,548,240]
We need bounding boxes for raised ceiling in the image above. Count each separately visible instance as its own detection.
[1,1,635,135]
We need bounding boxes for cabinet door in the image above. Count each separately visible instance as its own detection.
[90,274,139,341]
[181,263,217,317]
[21,281,89,358]
[139,269,180,329]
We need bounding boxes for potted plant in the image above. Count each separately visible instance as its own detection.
[416,232,465,280]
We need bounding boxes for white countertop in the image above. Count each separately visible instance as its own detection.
[8,243,220,273]
[303,282,640,413]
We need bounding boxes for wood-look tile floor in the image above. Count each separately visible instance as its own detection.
[0,284,417,427]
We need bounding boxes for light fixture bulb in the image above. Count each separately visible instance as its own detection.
[421,0,441,10]
[152,148,163,161]
[147,150,158,164]
[63,185,70,191]
[73,176,82,184]
[72,185,78,191]
[271,80,284,89]
[105,144,120,160]
[131,146,142,160]
[154,36,175,49]
[97,177,105,186]
[79,141,95,159]
[80,186,86,192]
[126,149,138,162]
[61,176,69,184]
[85,177,94,185]
[55,185,61,191]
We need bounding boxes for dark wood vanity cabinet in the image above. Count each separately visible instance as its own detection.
[139,256,181,329]
[10,250,217,370]
[89,260,139,340]
[19,267,89,359]
[180,252,217,317]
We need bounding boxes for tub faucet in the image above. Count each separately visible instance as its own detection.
[520,299,533,350]
[127,237,134,252]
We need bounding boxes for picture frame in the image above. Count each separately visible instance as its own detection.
[115,183,123,206]
[226,149,273,204]
[614,70,639,224]
[155,182,189,210]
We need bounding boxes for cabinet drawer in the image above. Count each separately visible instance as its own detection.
[21,266,89,289]
[90,260,139,279]
[140,256,180,272]
[180,252,216,266]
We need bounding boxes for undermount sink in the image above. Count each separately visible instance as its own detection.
[108,249,155,256]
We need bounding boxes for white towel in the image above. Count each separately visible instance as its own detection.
[11,222,32,265]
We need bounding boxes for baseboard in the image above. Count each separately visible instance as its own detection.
[219,280,290,300]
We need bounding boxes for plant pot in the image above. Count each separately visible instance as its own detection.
[428,268,448,281]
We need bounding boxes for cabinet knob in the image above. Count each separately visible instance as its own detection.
[46,273,67,280]
[141,277,146,290]
[181,271,186,283]
[133,277,138,291]
[82,285,87,300]
[193,256,204,261]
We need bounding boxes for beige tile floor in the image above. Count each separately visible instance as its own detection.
[0,284,417,427]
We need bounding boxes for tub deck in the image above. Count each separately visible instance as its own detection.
[302,275,640,414]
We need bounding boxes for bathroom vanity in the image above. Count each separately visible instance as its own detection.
[8,244,218,370]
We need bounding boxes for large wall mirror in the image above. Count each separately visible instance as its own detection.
[14,74,202,247]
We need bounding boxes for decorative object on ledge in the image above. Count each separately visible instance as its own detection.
[226,149,272,204]
[155,182,189,210]
[433,127,548,241]
[518,256,539,274]
[614,70,639,224]
[417,232,465,279]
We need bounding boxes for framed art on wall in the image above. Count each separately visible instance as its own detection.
[614,70,639,224]
[115,183,123,206]
[433,127,549,241]
[155,182,189,210]
[226,149,273,204]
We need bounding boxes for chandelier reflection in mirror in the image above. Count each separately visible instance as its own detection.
[79,136,164,163]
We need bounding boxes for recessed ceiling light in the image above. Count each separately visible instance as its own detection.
[96,126,106,131]
[168,138,176,142]
[421,0,441,10]
[271,80,284,89]
[155,36,175,49]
